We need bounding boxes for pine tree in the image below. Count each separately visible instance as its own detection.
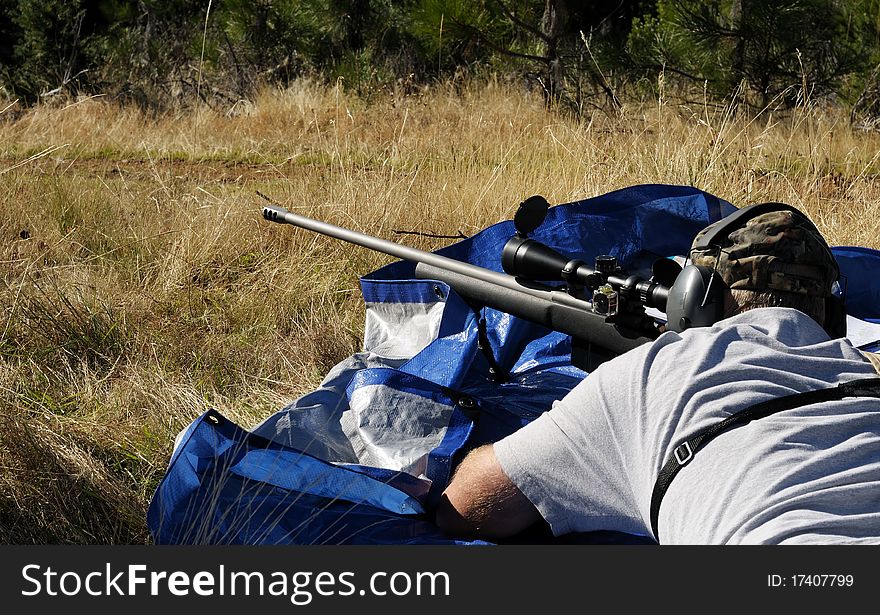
[628,0,864,107]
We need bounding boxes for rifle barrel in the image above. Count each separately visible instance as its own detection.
[262,204,593,312]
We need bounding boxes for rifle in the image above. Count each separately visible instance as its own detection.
[262,196,679,373]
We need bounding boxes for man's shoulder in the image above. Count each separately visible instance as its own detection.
[592,308,836,387]
[620,308,828,374]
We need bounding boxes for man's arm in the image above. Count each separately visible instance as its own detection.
[434,444,541,539]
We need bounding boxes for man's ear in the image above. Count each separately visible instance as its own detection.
[720,287,739,320]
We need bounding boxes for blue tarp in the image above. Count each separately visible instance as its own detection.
[147,184,880,545]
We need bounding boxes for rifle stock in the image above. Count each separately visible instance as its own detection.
[414,262,653,361]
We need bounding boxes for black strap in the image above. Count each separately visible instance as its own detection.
[649,378,880,542]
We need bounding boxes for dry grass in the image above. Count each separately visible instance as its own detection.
[1,78,878,543]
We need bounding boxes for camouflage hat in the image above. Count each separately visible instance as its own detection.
[690,207,839,297]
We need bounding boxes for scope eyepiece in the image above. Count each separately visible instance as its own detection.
[635,280,668,311]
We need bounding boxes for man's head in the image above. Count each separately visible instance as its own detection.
[689,206,842,333]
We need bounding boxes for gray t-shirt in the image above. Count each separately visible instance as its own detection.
[494,307,880,544]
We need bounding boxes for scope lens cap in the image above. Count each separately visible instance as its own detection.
[513,195,550,236]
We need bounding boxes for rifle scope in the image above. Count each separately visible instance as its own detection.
[501,197,670,312]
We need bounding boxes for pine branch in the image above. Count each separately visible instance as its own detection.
[490,0,550,44]
[447,16,549,65]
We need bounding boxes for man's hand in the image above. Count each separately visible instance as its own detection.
[434,444,541,540]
